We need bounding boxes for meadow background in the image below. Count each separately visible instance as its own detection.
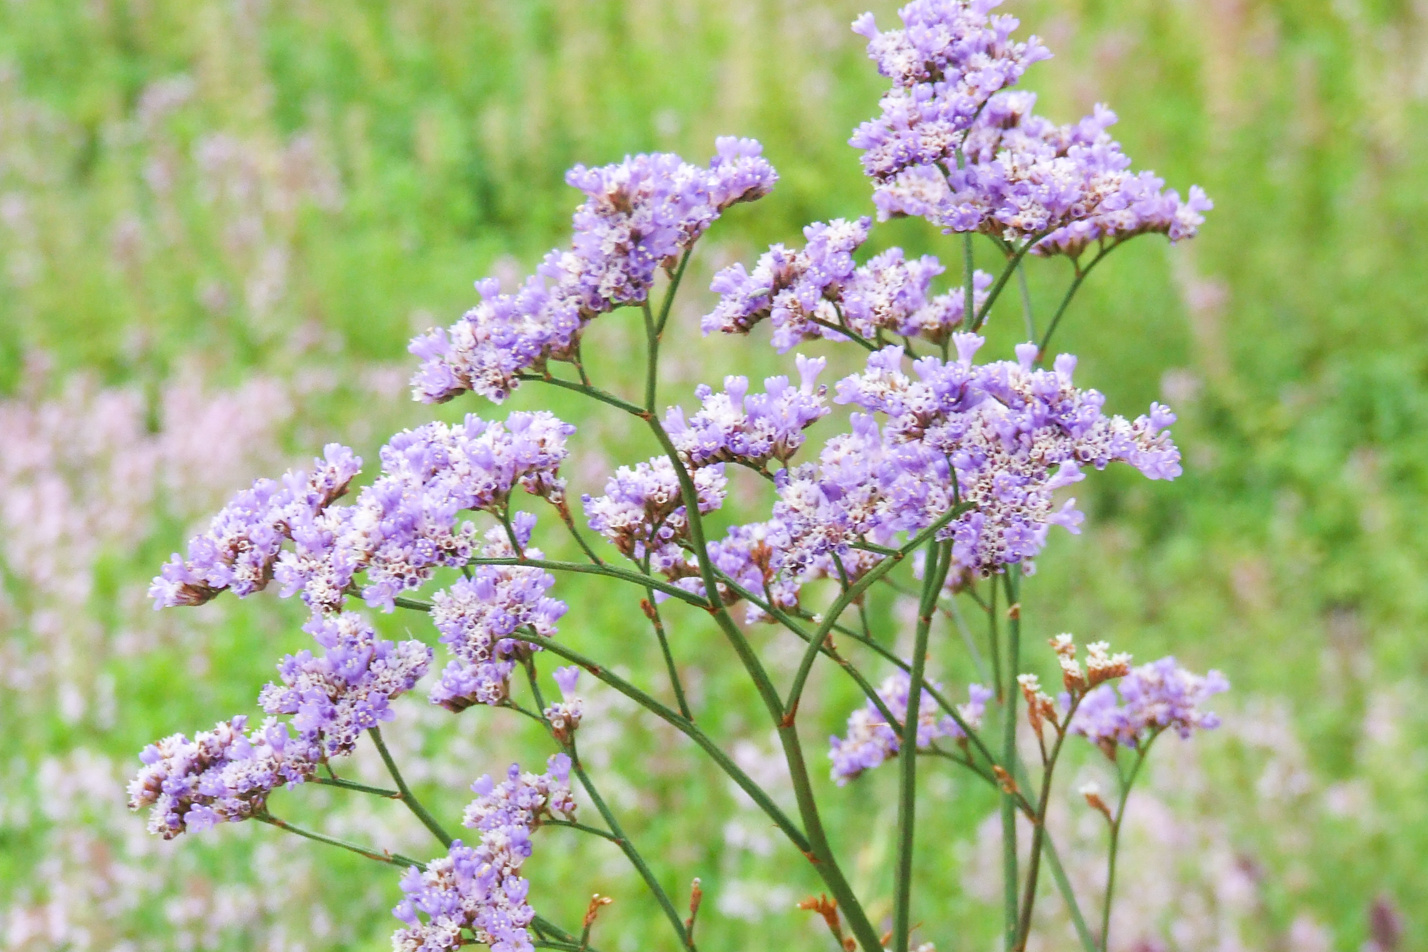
[2,0,1426,949]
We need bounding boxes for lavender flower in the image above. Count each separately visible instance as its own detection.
[149,443,360,608]
[870,90,1211,256]
[275,411,574,613]
[429,521,567,712]
[583,456,727,576]
[834,339,1181,575]
[127,716,314,838]
[543,667,583,744]
[830,673,990,785]
[849,0,1050,184]
[410,140,776,403]
[841,248,994,343]
[1071,657,1229,752]
[664,355,829,470]
[393,755,575,952]
[702,218,871,352]
[257,612,432,759]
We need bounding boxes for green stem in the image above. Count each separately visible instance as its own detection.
[1000,570,1023,952]
[256,812,425,869]
[311,775,401,798]
[534,915,606,952]
[369,726,453,848]
[645,587,694,721]
[1036,244,1119,359]
[504,629,810,854]
[946,593,991,685]
[557,500,606,566]
[642,419,882,952]
[1101,740,1153,951]
[1014,699,1085,951]
[893,541,951,952]
[546,818,622,844]
[784,503,972,718]
[655,249,693,336]
[525,663,692,950]
[1016,262,1035,341]
[393,558,710,612]
[971,233,1049,332]
[642,300,661,411]
[1042,832,1099,952]
[964,232,977,345]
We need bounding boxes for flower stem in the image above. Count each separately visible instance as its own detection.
[1101,740,1153,951]
[255,811,425,869]
[1014,699,1084,950]
[1001,569,1023,952]
[368,726,453,849]
[1036,243,1120,359]
[311,775,401,798]
[1017,262,1035,341]
[892,540,951,952]
[644,587,694,721]
[524,663,693,950]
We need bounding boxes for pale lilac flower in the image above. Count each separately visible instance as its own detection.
[410,141,776,403]
[257,612,432,759]
[582,456,727,576]
[1070,657,1229,751]
[832,339,1180,575]
[664,355,829,469]
[871,89,1211,256]
[429,523,567,712]
[149,443,360,608]
[849,0,1050,183]
[274,412,573,613]
[127,716,314,839]
[830,674,990,784]
[841,248,994,343]
[544,667,583,744]
[702,218,871,351]
[392,755,575,952]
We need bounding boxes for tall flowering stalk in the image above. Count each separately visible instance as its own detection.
[132,3,1226,951]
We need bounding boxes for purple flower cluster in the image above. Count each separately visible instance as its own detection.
[830,673,991,785]
[850,0,1049,184]
[874,91,1212,256]
[543,667,583,744]
[257,612,432,760]
[393,755,576,952]
[834,338,1180,575]
[664,355,830,470]
[1071,657,1229,751]
[582,456,727,575]
[130,610,430,838]
[703,218,999,349]
[428,518,567,712]
[149,443,361,608]
[127,716,312,839]
[702,217,871,352]
[842,248,993,344]
[275,412,574,614]
[410,139,776,403]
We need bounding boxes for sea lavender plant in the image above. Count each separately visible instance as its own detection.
[132,4,1224,951]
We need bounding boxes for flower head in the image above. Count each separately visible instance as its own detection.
[411,141,776,404]
[429,523,567,712]
[257,612,431,759]
[127,716,314,839]
[830,673,990,784]
[1071,657,1229,751]
[393,755,575,952]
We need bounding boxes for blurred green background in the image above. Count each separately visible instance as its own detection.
[1,0,1425,950]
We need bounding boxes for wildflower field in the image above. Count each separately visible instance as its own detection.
[2,1,1427,950]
